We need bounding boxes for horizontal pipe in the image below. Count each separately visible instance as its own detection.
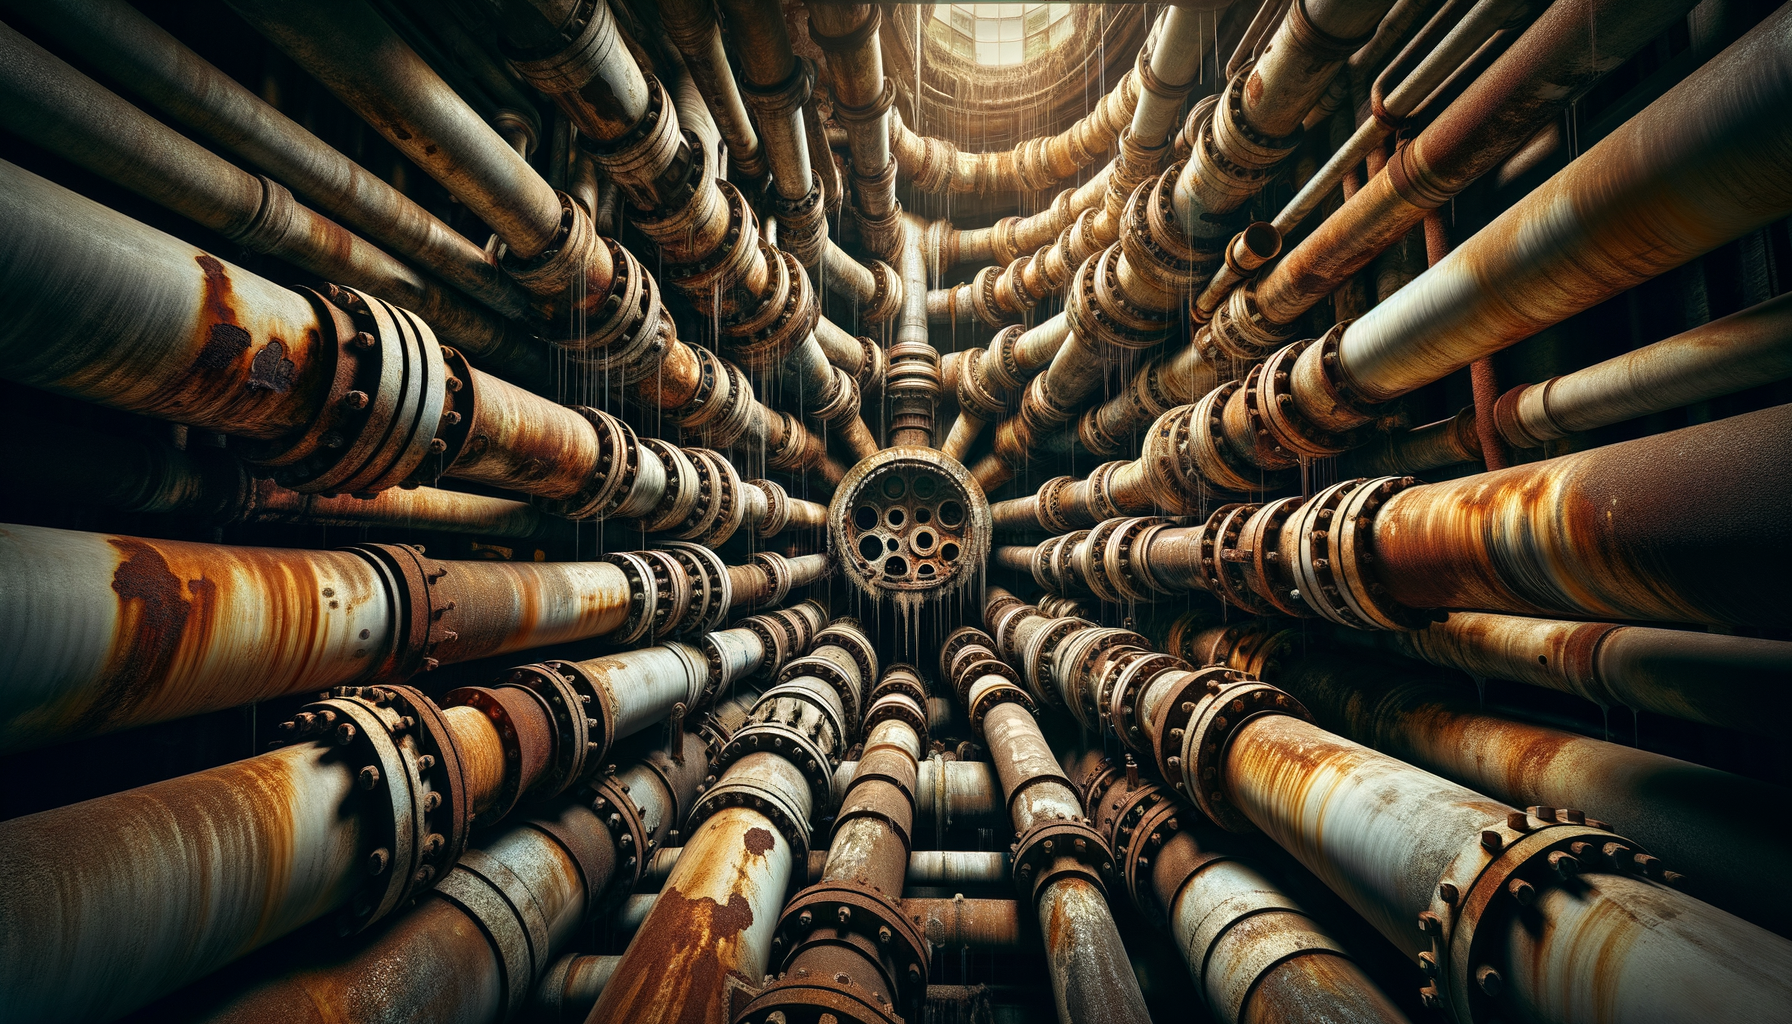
[1278,654,1792,935]
[225,0,564,260]
[1334,3,1792,403]
[0,23,529,368]
[1341,612,1792,735]
[1220,710,1792,1024]
[14,0,530,319]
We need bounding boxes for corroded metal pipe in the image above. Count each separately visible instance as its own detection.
[741,663,933,1021]
[0,23,534,373]
[0,423,542,539]
[1001,405,1792,630]
[940,628,1151,1024]
[0,522,820,751]
[887,215,942,448]
[1340,611,1792,736]
[995,599,1792,1023]
[1069,749,1413,1024]
[589,619,874,1023]
[16,0,528,319]
[156,720,715,1024]
[834,757,1007,841]
[1277,653,1792,934]
[661,0,767,180]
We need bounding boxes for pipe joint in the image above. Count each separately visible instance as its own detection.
[1010,817,1115,904]
[749,879,930,1024]
[576,75,688,209]
[1283,476,1432,631]
[274,684,471,933]
[1176,678,1312,832]
[771,173,829,267]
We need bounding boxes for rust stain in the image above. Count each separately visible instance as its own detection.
[743,827,774,857]
[592,886,757,1024]
[93,538,215,732]
[246,339,297,393]
[195,323,253,372]
[196,254,239,325]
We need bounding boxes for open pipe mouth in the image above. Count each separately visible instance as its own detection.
[830,447,991,599]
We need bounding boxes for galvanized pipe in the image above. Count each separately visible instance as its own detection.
[1342,611,1792,736]
[225,0,563,260]
[13,0,528,318]
[589,620,873,1023]
[1277,654,1792,935]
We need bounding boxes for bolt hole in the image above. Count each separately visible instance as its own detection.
[1538,655,1548,665]
[941,542,961,561]
[854,505,878,530]
[887,538,900,551]
[884,556,908,577]
[858,535,884,561]
[886,507,906,528]
[938,500,965,527]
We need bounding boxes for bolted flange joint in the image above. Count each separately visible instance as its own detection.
[1177,679,1312,832]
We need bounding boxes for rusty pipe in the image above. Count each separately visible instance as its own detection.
[1331,1,1792,405]
[1210,705,1792,1023]
[13,0,528,319]
[225,0,563,260]
[1493,291,1792,449]
[1276,652,1792,933]
[1342,611,1792,736]
[0,421,542,539]
[747,664,933,1021]
[647,847,1012,890]
[887,216,941,448]
[661,0,766,181]
[589,619,874,1024]
[833,757,1007,840]
[0,23,534,372]
[1071,750,1413,1024]
[940,629,1152,1024]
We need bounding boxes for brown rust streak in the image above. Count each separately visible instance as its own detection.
[1370,406,1792,626]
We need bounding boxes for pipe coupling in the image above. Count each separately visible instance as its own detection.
[1010,817,1115,903]
[1284,476,1431,630]
[1177,679,1311,831]
[748,878,929,1024]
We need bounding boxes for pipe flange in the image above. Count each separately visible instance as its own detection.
[247,287,445,497]
[710,721,835,836]
[1138,403,1207,516]
[737,614,794,684]
[541,659,622,767]
[282,689,441,934]
[871,664,929,708]
[1054,626,1150,730]
[1426,814,1656,1024]
[982,324,1028,393]
[665,540,735,635]
[599,551,660,645]
[1031,477,1077,535]
[636,440,700,534]
[1110,780,1194,928]
[658,172,762,300]
[953,653,1022,709]
[754,551,799,609]
[811,366,863,428]
[965,671,1035,738]
[443,683,559,824]
[752,479,792,538]
[1109,517,1179,602]
[862,260,903,326]
[1010,817,1114,902]
[1181,680,1311,832]
[638,549,693,641]
[677,348,757,452]
[1143,665,1242,791]
[740,57,812,122]
[1021,615,1097,709]
[678,449,748,547]
[1182,383,1261,495]
[813,622,878,690]
[591,771,652,906]
[1289,476,1427,630]
[773,174,829,267]
[498,663,596,800]
[1119,169,1206,295]
[537,407,641,520]
[939,627,992,686]
[1073,514,1133,603]
[1107,651,1186,755]
[854,335,888,395]
[1085,646,1165,742]
[986,602,1034,662]
[1236,496,1309,617]
[956,350,1012,422]
[1208,284,1294,361]
[507,0,626,95]
[1208,503,1278,615]
[579,76,685,206]
[1257,339,1358,458]
[863,689,929,740]
[758,877,928,1023]
[780,655,864,738]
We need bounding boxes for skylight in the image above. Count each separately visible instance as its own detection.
[928,3,1075,67]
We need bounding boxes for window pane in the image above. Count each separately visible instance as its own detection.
[1024,6,1049,34]
[974,16,999,40]
[999,38,1023,64]
[976,37,1003,63]
[998,16,1022,41]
